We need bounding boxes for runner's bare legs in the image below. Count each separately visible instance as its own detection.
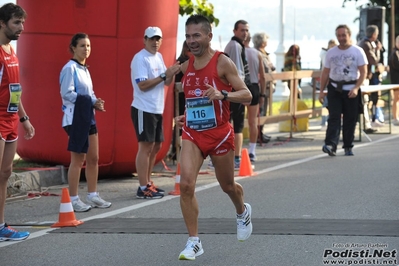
[180,141,245,236]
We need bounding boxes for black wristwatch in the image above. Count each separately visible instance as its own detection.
[160,73,166,81]
[20,115,29,123]
[260,93,266,98]
[221,90,228,101]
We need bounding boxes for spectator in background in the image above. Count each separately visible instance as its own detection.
[319,24,367,156]
[60,33,112,212]
[320,39,338,68]
[388,35,399,125]
[176,41,192,116]
[169,41,192,161]
[224,20,251,169]
[357,25,384,133]
[130,26,180,199]
[319,39,338,128]
[252,32,274,143]
[243,33,266,162]
[284,44,302,98]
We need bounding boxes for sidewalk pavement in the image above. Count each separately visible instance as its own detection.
[7,82,396,200]
[8,110,398,203]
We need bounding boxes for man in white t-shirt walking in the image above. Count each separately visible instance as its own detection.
[319,24,368,156]
[130,26,180,199]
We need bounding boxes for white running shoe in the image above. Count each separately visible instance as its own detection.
[178,238,204,260]
[86,194,112,208]
[237,203,253,241]
[71,198,91,212]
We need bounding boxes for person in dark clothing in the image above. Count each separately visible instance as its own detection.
[176,41,192,115]
[388,35,399,124]
[284,44,302,98]
[169,41,192,160]
[357,25,384,131]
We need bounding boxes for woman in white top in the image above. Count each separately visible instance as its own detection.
[59,33,111,212]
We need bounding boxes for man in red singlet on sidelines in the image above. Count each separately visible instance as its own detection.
[175,14,253,261]
[0,3,35,242]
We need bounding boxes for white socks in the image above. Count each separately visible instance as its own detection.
[189,236,199,242]
[249,143,256,155]
[71,192,98,202]
[237,205,248,218]
[70,195,79,202]
[87,192,98,199]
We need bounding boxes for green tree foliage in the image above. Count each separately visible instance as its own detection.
[179,0,220,27]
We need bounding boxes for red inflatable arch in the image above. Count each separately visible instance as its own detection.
[16,0,179,176]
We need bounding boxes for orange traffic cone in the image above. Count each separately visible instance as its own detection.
[239,148,255,177]
[52,188,84,227]
[169,163,181,195]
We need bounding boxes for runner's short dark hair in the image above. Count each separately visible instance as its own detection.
[186,14,212,34]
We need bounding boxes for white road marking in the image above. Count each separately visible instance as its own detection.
[1,134,398,248]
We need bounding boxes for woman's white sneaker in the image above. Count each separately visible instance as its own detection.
[71,198,91,212]
[86,195,112,208]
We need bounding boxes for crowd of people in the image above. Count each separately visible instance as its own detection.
[2,1,399,262]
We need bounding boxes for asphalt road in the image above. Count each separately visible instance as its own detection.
[1,120,399,266]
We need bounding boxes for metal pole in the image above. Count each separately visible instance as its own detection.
[391,0,396,51]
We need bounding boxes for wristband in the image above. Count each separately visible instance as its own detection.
[260,94,266,98]
[20,115,29,123]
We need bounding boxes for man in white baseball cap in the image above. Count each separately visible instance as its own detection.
[130,26,180,199]
[144,26,162,38]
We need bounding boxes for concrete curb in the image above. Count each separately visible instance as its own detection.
[7,166,66,201]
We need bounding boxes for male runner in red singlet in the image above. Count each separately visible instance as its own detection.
[175,14,253,261]
[0,3,35,242]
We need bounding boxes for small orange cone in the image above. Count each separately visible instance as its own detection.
[52,188,84,227]
[239,148,254,177]
[169,163,181,195]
